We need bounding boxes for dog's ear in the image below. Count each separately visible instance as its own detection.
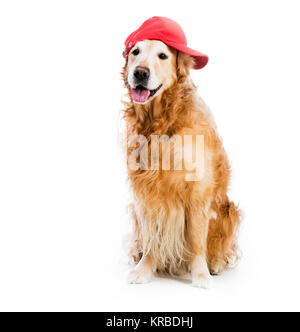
[121,57,129,87]
[176,52,194,83]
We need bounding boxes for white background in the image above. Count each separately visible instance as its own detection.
[0,0,299,312]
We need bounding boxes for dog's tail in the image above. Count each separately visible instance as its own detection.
[207,196,241,274]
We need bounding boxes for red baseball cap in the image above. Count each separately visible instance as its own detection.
[123,16,208,70]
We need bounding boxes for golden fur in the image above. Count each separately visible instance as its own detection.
[122,40,241,286]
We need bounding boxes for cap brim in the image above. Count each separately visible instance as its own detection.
[166,42,209,69]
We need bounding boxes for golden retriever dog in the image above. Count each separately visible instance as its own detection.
[122,39,241,288]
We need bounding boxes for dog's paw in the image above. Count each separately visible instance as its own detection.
[209,260,226,276]
[192,273,213,289]
[127,268,153,284]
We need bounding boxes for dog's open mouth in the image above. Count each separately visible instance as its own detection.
[131,84,162,103]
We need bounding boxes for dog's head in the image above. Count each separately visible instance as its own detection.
[124,40,194,104]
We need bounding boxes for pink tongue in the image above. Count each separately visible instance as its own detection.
[131,88,150,103]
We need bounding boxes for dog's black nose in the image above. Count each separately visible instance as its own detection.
[134,66,150,81]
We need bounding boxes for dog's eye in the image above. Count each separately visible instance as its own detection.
[159,53,168,60]
[132,49,140,56]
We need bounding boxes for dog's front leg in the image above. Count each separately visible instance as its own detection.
[127,254,154,284]
[188,206,213,289]
[191,255,213,289]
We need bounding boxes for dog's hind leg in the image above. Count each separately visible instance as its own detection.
[207,197,241,275]
[187,201,213,289]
